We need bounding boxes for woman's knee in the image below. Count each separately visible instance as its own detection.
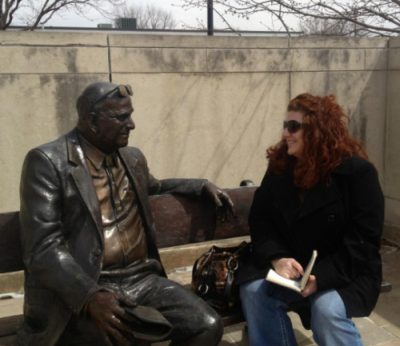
[310,290,347,323]
[240,279,269,303]
[310,290,363,346]
[310,290,348,337]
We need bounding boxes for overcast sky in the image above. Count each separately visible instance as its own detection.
[13,0,300,32]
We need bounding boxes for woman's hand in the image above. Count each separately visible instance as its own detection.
[271,258,304,279]
[300,275,318,297]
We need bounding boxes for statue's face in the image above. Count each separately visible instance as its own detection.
[95,96,135,152]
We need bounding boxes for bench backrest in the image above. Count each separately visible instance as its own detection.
[0,187,256,274]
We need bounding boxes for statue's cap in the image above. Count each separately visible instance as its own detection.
[76,81,119,116]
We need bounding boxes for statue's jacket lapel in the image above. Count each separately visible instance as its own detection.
[67,130,104,245]
[118,147,164,267]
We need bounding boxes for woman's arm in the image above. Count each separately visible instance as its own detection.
[250,172,294,268]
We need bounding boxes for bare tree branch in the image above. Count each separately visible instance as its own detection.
[274,4,292,36]
[300,17,354,36]
[1,0,23,30]
[213,6,242,35]
[113,3,178,30]
[180,0,400,36]
[1,0,125,30]
[5,0,22,27]
[180,17,206,30]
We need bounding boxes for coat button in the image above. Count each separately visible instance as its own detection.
[93,248,101,257]
[327,215,335,223]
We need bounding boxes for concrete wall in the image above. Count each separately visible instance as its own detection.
[0,32,390,218]
[384,37,400,244]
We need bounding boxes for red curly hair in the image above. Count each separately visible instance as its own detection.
[267,93,369,189]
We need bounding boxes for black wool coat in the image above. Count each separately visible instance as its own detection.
[236,155,384,317]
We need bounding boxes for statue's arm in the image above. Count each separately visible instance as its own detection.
[131,147,235,220]
[130,148,207,197]
[153,177,207,197]
[20,149,100,315]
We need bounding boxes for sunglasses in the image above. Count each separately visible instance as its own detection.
[283,120,304,134]
[89,84,133,113]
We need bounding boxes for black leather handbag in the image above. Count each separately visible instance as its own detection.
[191,241,251,310]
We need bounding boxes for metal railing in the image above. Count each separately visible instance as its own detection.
[8,25,304,37]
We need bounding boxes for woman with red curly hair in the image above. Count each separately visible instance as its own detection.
[236,93,384,346]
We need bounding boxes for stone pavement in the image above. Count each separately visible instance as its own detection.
[218,241,400,346]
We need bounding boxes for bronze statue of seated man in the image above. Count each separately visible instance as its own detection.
[18,82,235,346]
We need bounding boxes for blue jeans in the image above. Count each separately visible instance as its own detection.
[240,279,364,346]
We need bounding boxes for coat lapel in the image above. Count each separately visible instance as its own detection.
[268,167,344,225]
[67,130,103,242]
[298,157,354,220]
[297,180,340,220]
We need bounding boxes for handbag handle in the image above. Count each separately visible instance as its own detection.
[223,254,241,307]
[223,261,235,306]
[192,250,213,290]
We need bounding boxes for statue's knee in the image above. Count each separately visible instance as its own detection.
[208,311,224,339]
[170,309,223,346]
[199,310,224,343]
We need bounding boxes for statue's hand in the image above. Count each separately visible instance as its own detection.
[87,291,139,346]
[202,182,236,222]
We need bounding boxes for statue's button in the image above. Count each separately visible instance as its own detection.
[93,248,101,257]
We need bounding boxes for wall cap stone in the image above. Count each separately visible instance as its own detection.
[0,31,107,47]
[108,34,289,49]
[0,32,392,50]
[290,36,388,49]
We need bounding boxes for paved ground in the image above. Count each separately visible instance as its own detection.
[218,241,400,346]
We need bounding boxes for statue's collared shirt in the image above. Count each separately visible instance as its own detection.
[78,134,148,270]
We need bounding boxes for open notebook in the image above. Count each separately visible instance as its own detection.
[266,250,318,293]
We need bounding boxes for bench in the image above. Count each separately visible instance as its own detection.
[0,185,392,345]
[0,186,255,345]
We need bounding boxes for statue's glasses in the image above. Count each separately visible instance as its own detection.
[283,120,304,134]
[89,84,133,114]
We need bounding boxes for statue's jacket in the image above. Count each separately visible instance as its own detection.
[18,129,206,346]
